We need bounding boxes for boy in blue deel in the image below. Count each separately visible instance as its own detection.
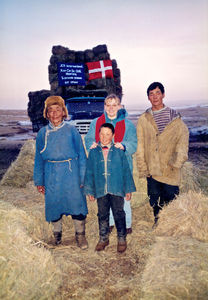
[84,123,136,253]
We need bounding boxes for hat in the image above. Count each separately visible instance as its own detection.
[43,96,68,119]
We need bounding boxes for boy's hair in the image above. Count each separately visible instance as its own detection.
[99,123,115,134]
[147,82,165,96]
[105,94,121,104]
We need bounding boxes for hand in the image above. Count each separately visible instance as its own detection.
[125,193,131,201]
[37,185,45,194]
[114,143,124,150]
[88,195,95,201]
[90,142,98,149]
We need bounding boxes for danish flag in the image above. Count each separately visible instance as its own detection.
[86,60,113,80]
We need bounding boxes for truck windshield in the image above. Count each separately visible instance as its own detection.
[66,97,104,120]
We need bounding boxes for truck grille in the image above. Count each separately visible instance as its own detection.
[69,120,92,134]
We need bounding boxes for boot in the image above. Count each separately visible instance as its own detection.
[152,216,159,229]
[54,231,62,245]
[95,240,109,251]
[152,204,161,229]
[73,219,88,250]
[117,237,127,253]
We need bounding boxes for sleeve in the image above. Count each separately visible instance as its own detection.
[136,117,149,178]
[122,151,136,193]
[83,150,95,196]
[122,120,137,156]
[169,121,189,169]
[72,127,87,185]
[84,118,97,153]
[33,131,45,186]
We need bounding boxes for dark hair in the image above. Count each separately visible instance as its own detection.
[147,82,165,96]
[99,123,115,134]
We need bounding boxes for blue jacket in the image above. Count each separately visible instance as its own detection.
[84,109,137,172]
[84,143,136,199]
[34,121,88,222]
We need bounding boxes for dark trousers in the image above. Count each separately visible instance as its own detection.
[97,194,126,241]
[71,214,86,220]
[147,177,179,217]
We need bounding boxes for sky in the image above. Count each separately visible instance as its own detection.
[0,0,208,110]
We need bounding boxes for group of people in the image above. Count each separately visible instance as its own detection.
[34,82,189,253]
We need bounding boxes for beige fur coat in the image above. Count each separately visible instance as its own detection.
[136,111,189,186]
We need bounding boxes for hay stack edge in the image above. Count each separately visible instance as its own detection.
[0,140,208,299]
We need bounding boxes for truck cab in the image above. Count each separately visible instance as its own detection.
[65,96,105,134]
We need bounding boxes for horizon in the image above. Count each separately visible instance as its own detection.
[0,0,207,110]
[0,99,207,112]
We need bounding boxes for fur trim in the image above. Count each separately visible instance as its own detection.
[43,96,68,119]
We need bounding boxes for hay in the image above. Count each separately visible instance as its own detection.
[0,200,61,300]
[155,191,208,242]
[0,139,35,188]
[180,161,201,193]
[0,142,207,299]
[141,236,208,299]
[1,180,208,298]
[0,181,154,299]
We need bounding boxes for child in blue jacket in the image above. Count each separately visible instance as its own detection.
[84,123,136,253]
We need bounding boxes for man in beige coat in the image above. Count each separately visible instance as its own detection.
[136,82,189,228]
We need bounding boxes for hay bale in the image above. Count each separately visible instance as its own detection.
[0,139,35,187]
[0,200,61,299]
[141,236,208,299]
[155,191,208,242]
[180,161,201,193]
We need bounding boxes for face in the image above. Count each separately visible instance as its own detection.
[99,127,114,146]
[148,87,165,111]
[47,104,64,126]
[104,98,121,119]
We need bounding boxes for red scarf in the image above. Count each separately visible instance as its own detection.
[95,114,125,143]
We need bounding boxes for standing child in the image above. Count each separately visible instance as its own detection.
[85,94,137,234]
[84,123,136,253]
[34,96,88,249]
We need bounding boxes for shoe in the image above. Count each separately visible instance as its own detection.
[95,240,109,251]
[54,231,62,245]
[109,225,114,233]
[126,228,132,234]
[75,232,88,250]
[117,241,127,253]
[152,217,159,229]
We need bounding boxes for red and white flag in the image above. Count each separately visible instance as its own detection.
[86,60,113,80]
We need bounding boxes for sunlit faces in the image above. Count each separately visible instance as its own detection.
[148,87,165,111]
[47,104,65,126]
[99,127,114,146]
[104,98,121,119]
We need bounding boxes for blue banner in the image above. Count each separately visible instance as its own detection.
[57,63,86,86]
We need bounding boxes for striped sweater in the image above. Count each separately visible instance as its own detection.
[150,106,178,133]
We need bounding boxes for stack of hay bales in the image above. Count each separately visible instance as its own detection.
[0,139,35,188]
[27,44,122,132]
[141,191,208,299]
[48,44,122,97]
[27,90,51,130]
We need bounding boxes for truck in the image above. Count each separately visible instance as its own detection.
[65,95,106,134]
